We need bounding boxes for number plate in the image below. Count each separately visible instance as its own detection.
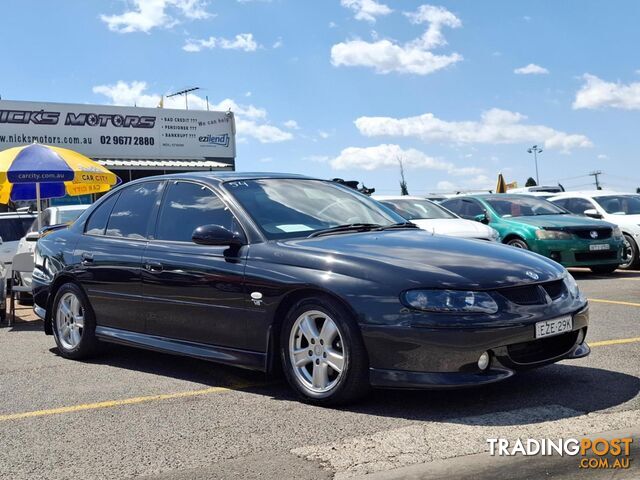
[535,316,573,339]
[589,243,610,251]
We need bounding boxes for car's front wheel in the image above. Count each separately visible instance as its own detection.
[506,237,529,249]
[52,283,99,359]
[280,296,369,406]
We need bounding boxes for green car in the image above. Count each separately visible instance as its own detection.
[441,194,625,273]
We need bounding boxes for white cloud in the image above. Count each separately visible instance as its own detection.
[573,73,640,110]
[341,0,392,23]
[183,33,259,52]
[514,63,549,75]
[318,130,331,139]
[283,120,300,129]
[331,5,462,75]
[597,154,609,160]
[100,0,211,33]
[355,108,592,152]
[329,143,484,176]
[93,81,292,143]
[272,37,283,49]
[437,174,492,192]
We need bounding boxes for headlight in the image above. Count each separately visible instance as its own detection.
[612,226,623,239]
[535,229,572,240]
[564,273,581,299]
[401,289,498,314]
[489,228,500,241]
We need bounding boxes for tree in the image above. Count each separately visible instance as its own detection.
[525,177,537,187]
[398,156,409,195]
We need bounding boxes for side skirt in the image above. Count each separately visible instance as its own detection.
[95,326,266,372]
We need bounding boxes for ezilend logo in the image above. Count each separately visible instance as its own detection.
[199,133,229,147]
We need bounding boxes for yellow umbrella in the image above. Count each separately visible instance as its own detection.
[495,173,507,194]
[0,144,119,229]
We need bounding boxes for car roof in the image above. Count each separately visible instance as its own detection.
[373,195,435,201]
[48,204,91,211]
[446,194,541,201]
[139,171,318,184]
[549,190,636,199]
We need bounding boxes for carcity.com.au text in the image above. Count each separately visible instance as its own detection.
[487,437,633,469]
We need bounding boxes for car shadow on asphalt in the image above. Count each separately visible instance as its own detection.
[51,340,639,426]
[568,268,640,281]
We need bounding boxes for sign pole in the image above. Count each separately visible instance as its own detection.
[36,182,42,231]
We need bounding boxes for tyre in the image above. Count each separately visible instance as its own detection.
[52,283,100,359]
[590,265,618,275]
[619,234,639,270]
[280,296,369,406]
[506,237,529,249]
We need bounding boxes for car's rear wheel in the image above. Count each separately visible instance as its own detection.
[52,283,99,359]
[506,237,529,249]
[590,265,618,275]
[619,234,639,270]
[280,296,369,406]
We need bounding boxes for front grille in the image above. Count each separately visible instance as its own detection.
[508,331,578,364]
[497,279,566,305]
[570,227,612,240]
[541,280,566,300]
[498,285,545,305]
[575,251,618,262]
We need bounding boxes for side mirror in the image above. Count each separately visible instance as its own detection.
[192,224,244,247]
[474,212,490,224]
[583,208,602,219]
[25,232,40,242]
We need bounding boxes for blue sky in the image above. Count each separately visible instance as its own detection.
[2,0,640,194]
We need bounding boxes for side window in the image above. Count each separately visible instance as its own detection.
[568,198,594,215]
[441,199,461,214]
[552,198,570,210]
[106,181,163,240]
[0,218,31,242]
[155,181,236,242]
[85,193,120,236]
[460,200,484,219]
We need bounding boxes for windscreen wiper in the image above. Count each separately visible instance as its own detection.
[374,222,419,231]
[307,223,382,238]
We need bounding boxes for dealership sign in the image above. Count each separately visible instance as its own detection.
[0,100,236,160]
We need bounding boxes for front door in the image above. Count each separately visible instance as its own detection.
[142,180,249,349]
[74,181,164,333]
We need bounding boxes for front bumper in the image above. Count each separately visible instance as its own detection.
[529,238,624,267]
[363,306,589,389]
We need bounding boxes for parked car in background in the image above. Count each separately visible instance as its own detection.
[441,194,625,274]
[14,205,90,296]
[549,191,640,269]
[0,211,37,273]
[374,196,500,241]
[33,173,590,405]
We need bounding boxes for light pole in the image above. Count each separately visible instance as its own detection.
[527,145,543,185]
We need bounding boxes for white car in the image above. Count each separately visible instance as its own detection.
[549,191,640,269]
[14,205,90,292]
[374,196,500,241]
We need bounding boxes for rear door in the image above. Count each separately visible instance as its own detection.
[74,181,164,332]
[142,180,249,348]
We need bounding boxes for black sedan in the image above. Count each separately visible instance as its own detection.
[32,173,590,405]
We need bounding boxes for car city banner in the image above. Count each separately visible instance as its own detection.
[0,100,235,160]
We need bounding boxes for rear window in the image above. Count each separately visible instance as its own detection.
[0,217,34,242]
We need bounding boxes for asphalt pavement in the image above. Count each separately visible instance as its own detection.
[0,269,638,480]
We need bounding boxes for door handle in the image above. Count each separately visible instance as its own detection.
[81,253,94,265]
[144,261,163,272]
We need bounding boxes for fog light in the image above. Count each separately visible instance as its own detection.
[576,328,585,345]
[478,351,490,371]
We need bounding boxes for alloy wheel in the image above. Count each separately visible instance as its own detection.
[56,292,85,350]
[288,310,346,394]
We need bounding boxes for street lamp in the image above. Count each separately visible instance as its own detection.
[527,145,543,185]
